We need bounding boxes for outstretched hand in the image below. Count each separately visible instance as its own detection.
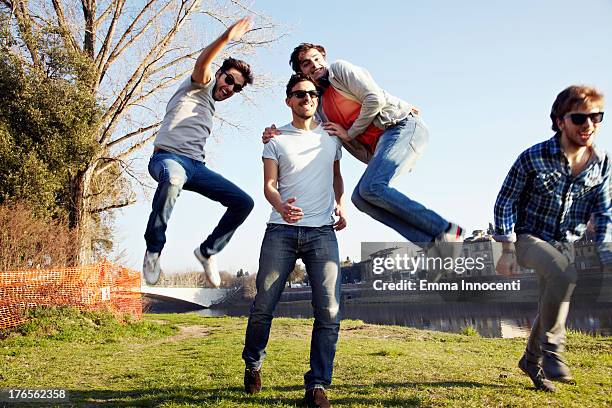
[226,17,252,42]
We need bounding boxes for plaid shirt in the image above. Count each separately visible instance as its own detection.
[494,134,611,244]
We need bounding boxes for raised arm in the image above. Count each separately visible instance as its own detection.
[192,17,252,84]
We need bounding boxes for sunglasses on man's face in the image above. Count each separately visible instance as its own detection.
[289,90,319,99]
[564,112,604,126]
[222,71,244,93]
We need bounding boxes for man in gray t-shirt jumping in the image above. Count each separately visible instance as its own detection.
[242,73,345,408]
[143,17,254,287]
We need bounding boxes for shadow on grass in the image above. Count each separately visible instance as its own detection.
[68,380,503,407]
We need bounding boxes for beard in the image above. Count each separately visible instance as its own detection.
[294,111,315,120]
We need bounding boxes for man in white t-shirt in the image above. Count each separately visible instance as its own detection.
[242,74,345,408]
[143,17,255,287]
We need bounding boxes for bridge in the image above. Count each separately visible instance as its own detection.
[140,284,238,308]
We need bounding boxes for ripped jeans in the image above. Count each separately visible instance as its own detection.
[144,150,253,256]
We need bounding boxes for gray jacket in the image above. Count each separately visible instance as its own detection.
[316,60,415,164]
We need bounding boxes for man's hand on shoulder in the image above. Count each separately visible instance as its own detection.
[262,124,282,144]
[323,122,350,142]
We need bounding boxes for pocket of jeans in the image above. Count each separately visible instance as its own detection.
[148,155,161,181]
[406,119,429,155]
[266,223,284,232]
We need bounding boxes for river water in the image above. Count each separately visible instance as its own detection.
[190,300,611,338]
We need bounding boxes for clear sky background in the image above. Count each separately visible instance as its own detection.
[111,0,612,275]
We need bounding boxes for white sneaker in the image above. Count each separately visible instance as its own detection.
[143,250,162,285]
[435,223,465,260]
[194,247,221,288]
[425,245,444,282]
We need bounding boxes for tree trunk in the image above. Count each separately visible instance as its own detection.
[70,165,95,265]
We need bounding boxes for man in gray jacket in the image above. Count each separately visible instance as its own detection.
[265,44,464,261]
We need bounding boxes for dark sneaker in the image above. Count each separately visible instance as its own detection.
[244,368,261,394]
[543,352,575,383]
[302,387,331,408]
[518,354,556,392]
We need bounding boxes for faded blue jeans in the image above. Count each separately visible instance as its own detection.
[351,114,449,247]
[144,150,253,255]
[242,224,341,390]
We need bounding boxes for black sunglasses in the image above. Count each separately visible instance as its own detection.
[289,90,319,99]
[564,112,604,126]
[222,71,244,93]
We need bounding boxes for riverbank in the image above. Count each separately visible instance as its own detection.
[1,308,610,407]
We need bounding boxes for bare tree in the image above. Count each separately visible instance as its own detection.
[0,0,284,263]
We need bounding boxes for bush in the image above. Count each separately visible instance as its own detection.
[460,326,480,337]
[0,202,77,270]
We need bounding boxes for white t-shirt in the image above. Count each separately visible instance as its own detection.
[154,76,216,162]
[263,122,342,227]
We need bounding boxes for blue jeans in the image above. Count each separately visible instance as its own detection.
[351,115,448,247]
[144,150,253,255]
[242,224,341,390]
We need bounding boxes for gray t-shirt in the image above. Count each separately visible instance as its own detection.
[154,76,216,162]
[263,123,342,227]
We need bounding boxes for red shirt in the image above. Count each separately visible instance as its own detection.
[322,86,384,155]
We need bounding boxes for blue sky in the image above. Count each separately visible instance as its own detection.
[112,0,612,274]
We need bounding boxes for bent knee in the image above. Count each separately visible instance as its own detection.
[351,188,365,209]
[358,181,386,202]
[236,194,255,215]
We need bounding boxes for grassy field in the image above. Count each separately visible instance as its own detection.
[1,307,610,407]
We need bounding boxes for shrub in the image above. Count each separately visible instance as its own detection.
[0,202,77,270]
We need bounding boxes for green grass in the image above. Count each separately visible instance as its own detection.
[1,307,611,407]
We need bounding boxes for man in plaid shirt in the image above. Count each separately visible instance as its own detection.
[494,85,610,392]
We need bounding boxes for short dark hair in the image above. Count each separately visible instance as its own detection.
[220,57,254,86]
[285,73,317,97]
[289,43,326,73]
[550,85,604,131]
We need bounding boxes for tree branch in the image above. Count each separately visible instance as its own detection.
[95,133,157,176]
[94,0,125,78]
[101,0,173,78]
[94,1,114,26]
[106,121,162,149]
[51,0,80,51]
[125,67,191,109]
[11,0,41,68]
[81,0,96,58]
[98,0,198,145]
[89,198,136,214]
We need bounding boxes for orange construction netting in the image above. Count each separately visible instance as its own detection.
[0,261,142,329]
